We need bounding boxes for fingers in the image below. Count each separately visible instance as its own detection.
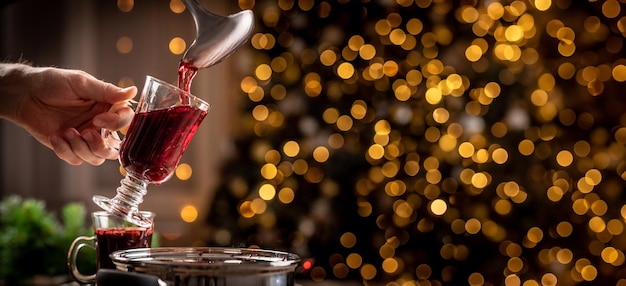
[73,74,136,130]
[56,80,135,166]
[49,128,119,166]
[114,85,138,102]
[100,84,137,104]
[92,105,134,131]
[49,134,83,165]
[74,70,138,104]
[82,129,119,160]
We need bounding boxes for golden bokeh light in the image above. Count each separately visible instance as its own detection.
[175,163,192,181]
[180,205,198,223]
[117,0,133,12]
[277,187,295,204]
[116,36,133,54]
[283,140,300,157]
[168,37,186,55]
[169,0,185,13]
[258,183,276,200]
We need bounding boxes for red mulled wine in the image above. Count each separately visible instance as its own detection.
[178,61,198,92]
[95,227,153,270]
[119,105,207,184]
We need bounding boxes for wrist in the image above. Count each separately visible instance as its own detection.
[0,63,34,121]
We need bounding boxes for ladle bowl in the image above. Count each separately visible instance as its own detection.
[182,0,255,69]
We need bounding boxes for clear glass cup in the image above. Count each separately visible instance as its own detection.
[93,75,210,227]
[67,211,155,284]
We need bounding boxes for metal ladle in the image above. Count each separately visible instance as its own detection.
[181,0,255,69]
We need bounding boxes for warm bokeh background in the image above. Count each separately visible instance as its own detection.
[3,0,626,285]
[208,0,626,285]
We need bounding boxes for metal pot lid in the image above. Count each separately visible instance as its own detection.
[110,247,300,275]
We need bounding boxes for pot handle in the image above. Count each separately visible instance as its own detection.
[96,269,167,286]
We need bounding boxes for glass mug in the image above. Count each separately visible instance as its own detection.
[67,211,155,284]
[94,75,210,227]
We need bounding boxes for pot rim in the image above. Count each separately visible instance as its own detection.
[110,247,301,274]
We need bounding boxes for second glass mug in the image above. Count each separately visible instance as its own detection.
[94,75,211,227]
[67,211,155,284]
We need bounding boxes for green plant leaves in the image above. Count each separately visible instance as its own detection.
[0,195,95,283]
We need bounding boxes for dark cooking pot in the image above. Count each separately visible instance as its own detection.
[105,247,301,286]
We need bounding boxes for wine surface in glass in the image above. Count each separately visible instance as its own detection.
[119,105,207,184]
[95,227,153,270]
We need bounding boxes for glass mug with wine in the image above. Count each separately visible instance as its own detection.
[93,74,210,227]
[92,0,253,226]
[67,211,155,284]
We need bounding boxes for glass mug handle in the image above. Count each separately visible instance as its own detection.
[101,129,122,151]
[67,235,97,284]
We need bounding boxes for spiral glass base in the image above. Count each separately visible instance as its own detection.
[92,175,153,228]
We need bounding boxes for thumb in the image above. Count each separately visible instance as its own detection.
[86,80,137,104]
[102,85,137,104]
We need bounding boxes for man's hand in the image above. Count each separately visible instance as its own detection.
[1,63,137,166]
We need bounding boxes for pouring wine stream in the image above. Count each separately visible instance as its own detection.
[94,1,254,227]
[178,0,255,92]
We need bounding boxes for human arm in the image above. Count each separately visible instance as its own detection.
[0,63,136,166]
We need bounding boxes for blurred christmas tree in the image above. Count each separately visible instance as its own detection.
[205,0,626,284]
